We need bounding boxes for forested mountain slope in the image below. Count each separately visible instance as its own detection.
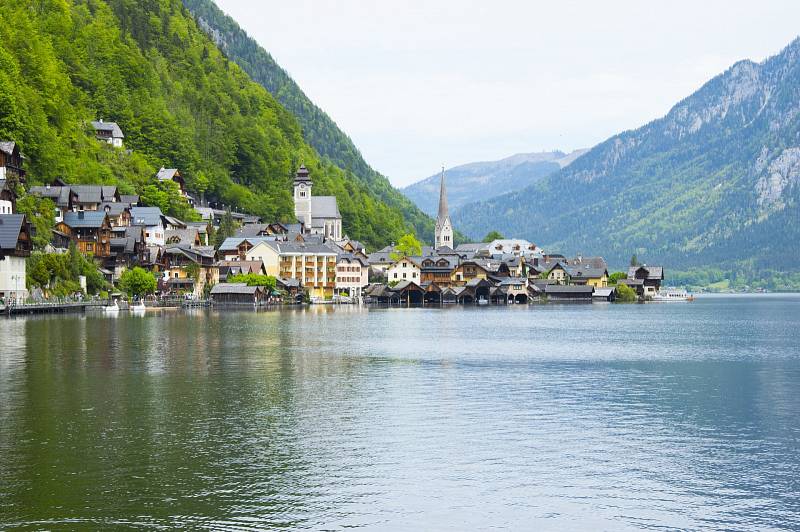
[403,150,586,216]
[454,38,800,284]
[0,0,424,249]
[182,0,436,242]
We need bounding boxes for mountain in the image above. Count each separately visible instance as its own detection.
[453,38,800,286]
[0,0,426,250]
[181,0,435,243]
[402,150,586,216]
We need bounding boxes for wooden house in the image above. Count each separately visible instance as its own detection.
[0,141,26,185]
[58,211,112,257]
[626,266,664,297]
[420,255,458,287]
[210,283,266,305]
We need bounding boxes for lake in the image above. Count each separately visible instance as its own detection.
[1,295,799,530]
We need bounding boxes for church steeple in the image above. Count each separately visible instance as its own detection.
[437,166,449,219]
[435,166,453,248]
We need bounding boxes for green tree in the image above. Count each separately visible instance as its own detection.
[14,195,55,250]
[119,267,157,297]
[214,209,238,248]
[228,273,276,291]
[482,230,505,243]
[608,271,627,285]
[390,233,422,261]
[630,254,639,267]
[615,283,637,302]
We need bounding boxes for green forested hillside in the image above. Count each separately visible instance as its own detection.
[454,39,800,287]
[0,0,423,249]
[181,0,436,242]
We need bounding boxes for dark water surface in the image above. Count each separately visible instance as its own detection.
[1,295,799,530]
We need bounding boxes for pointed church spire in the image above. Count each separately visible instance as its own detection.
[437,166,449,219]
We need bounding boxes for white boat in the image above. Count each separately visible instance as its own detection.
[103,301,120,313]
[477,297,489,306]
[130,300,146,313]
[651,288,694,302]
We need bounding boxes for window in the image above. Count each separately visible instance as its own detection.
[403,273,407,279]
[394,273,398,279]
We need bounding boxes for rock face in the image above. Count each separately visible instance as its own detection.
[402,150,586,217]
[454,37,800,275]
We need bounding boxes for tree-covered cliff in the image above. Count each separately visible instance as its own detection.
[181,0,436,243]
[0,0,427,249]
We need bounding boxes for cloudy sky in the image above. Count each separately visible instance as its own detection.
[215,0,800,187]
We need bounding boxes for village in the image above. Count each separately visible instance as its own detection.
[0,123,666,312]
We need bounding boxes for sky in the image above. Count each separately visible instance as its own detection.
[215,0,800,187]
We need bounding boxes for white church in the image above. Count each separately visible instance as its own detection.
[293,165,343,241]
[434,168,453,248]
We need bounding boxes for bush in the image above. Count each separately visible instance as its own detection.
[615,283,637,302]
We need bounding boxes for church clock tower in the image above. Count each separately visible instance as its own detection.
[293,164,313,229]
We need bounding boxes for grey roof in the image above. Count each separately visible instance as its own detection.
[593,287,616,297]
[628,266,664,280]
[70,185,102,204]
[419,254,459,271]
[0,214,25,250]
[165,228,199,246]
[120,194,139,205]
[310,196,340,219]
[130,207,164,226]
[277,277,301,288]
[62,211,108,229]
[392,280,423,292]
[568,266,608,279]
[0,141,16,155]
[28,185,73,207]
[110,237,136,254]
[91,121,124,138]
[569,256,608,270]
[156,168,179,181]
[99,202,130,216]
[544,285,594,294]
[210,283,260,295]
[218,236,278,252]
[337,253,368,266]
[497,276,528,286]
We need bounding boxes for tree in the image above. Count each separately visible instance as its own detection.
[615,283,637,302]
[214,209,238,248]
[390,233,422,261]
[227,273,276,291]
[14,195,55,250]
[630,254,639,267]
[608,271,627,285]
[482,230,505,243]
[119,267,157,297]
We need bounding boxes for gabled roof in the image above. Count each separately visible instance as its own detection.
[62,211,108,229]
[70,185,103,204]
[210,283,261,295]
[165,228,199,246]
[0,141,17,155]
[628,265,664,280]
[156,168,181,181]
[120,194,139,205]
[337,253,368,266]
[28,185,74,207]
[392,280,423,292]
[91,121,124,138]
[100,202,130,216]
[310,196,340,219]
[0,214,26,251]
[568,266,608,279]
[130,207,164,226]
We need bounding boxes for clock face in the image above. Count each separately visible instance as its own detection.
[298,184,305,189]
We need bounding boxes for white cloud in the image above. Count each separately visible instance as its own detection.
[215,0,800,186]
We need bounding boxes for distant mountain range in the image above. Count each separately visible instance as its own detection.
[451,38,800,284]
[402,150,587,216]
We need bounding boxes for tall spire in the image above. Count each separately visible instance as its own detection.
[437,166,449,219]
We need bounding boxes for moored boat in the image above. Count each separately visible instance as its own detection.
[652,288,694,302]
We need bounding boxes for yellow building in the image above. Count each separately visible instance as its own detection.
[241,240,337,299]
[568,267,609,288]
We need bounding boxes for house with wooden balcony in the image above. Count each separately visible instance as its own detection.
[91,120,125,147]
[57,211,112,257]
[0,141,26,186]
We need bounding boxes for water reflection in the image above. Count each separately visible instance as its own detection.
[0,296,799,529]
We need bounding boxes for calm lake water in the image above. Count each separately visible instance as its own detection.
[1,295,799,530]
